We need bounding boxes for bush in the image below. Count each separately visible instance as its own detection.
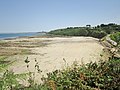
[110,32,120,45]
[0,58,120,90]
[48,28,107,38]
[43,59,120,90]
[91,30,107,38]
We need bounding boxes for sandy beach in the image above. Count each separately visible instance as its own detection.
[0,37,104,82]
[0,36,106,83]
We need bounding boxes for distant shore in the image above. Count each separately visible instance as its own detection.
[0,32,46,40]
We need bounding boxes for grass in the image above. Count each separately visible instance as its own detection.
[0,56,10,71]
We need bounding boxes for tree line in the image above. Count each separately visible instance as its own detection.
[48,23,120,38]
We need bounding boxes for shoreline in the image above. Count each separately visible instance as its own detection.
[0,36,109,83]
[0,32,46,40]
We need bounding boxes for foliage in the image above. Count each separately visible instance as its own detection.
[0,70,27,90]
[0,58,120,90]
[0,56,11,71]
[110,32,120,45]
[48,23,120,39]
[42,59,120,90]
[90,30,107,38]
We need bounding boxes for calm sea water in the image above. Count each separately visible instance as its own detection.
[0,32,43,39]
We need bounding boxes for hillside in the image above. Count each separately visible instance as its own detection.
[48,23,120,38]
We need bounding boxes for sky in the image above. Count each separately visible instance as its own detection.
[0,0,120,33]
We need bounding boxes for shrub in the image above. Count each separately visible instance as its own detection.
[0,58,120,90]
[43,59,120,90]
[110,32,120,45]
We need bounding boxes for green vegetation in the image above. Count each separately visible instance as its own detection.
[0,70,28,90]
[0,57,120,90]
[49,23,120,38]
[43,59,120,90]
[110,32,120,45]
[0,56,9,71]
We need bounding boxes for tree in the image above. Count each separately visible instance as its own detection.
[86,25,91,28]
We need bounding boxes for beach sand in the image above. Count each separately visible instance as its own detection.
[3,36,106,83]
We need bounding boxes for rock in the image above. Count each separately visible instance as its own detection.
[110,48,118,53]
[114,53,120,59]
[107,39,117,46]
[106,35,117,46]
[103,41,112,48]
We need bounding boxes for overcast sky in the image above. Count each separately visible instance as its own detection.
[0,0,120,33]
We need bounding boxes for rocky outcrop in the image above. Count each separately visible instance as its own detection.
[101,35,120,59]
[106,35,117,46]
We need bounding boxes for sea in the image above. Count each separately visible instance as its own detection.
[0,32,44,40]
